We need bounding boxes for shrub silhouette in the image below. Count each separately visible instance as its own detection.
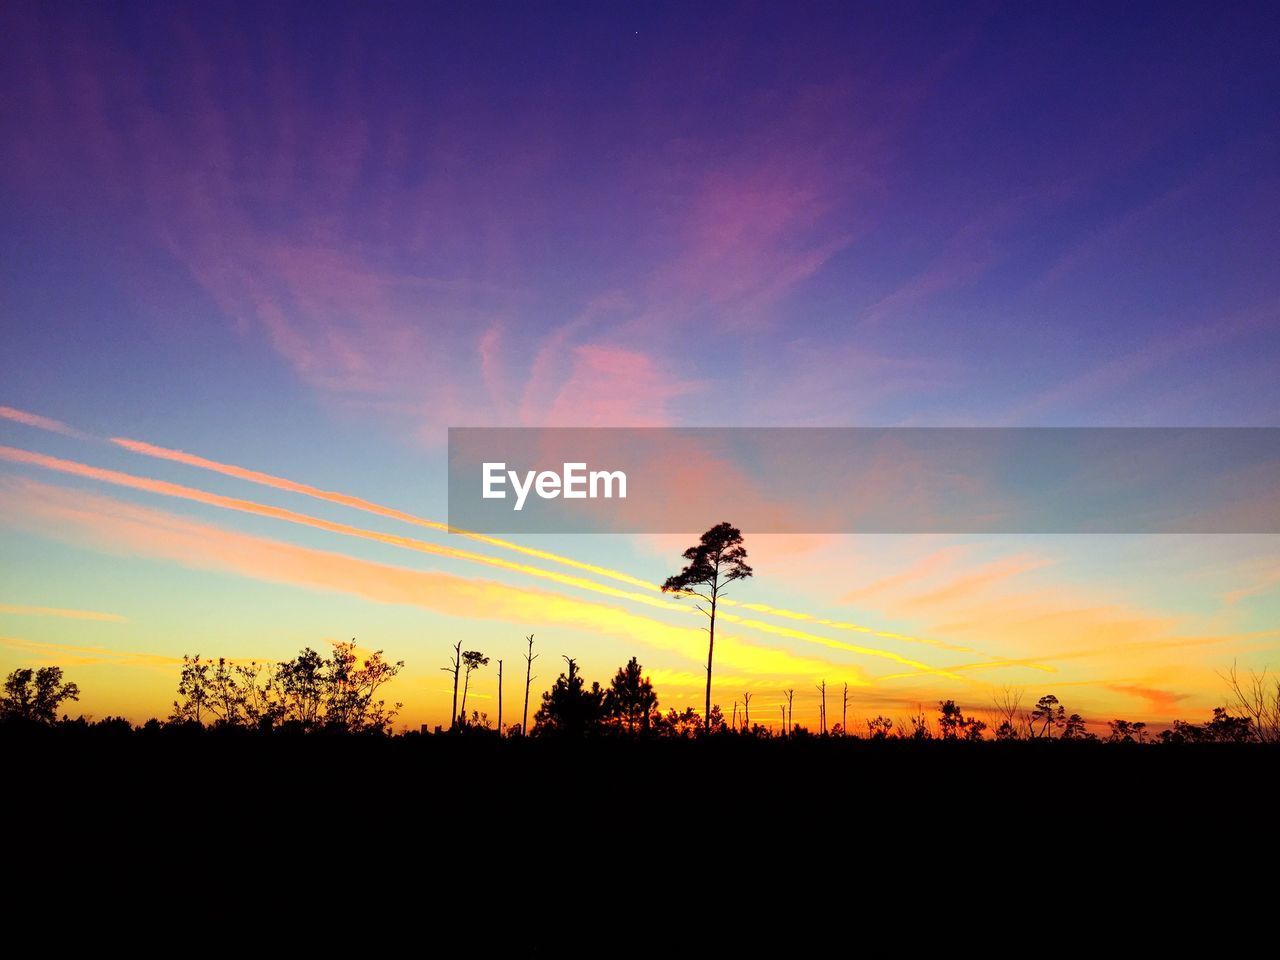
[169,642,403,733]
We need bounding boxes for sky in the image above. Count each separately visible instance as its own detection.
[2,1,1278,732]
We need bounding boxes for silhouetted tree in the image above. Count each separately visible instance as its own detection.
[206,657,244,726]
[784,689,795,736]
[866,715,894,739]
[707,703,726,733]
[277,647,327,729]
[193,656,277,729]
[991,687,1026,740]
[901,707,932,740]
[841,683,849,737]
[171,643,402,733]
[661,522,753,734]
[1,666,80,725]
[603,657,658,734]
[171,655,212,725]
[521,634,538,737]
[1222,661,1280,743]
[816,680,827,734]
[496,658,503,737]
[1062,713,1090,740]
[1203,706,1254,742]
[1030,695,1065,739]
[655,706,702,737]
[442,641,462,731]
[938,699,986,740]
[1159,707,1253,744]
[534,657,604,736]
[459,651,489,726]
[938,699,965,739]
[1107,719,1148,743]
[323,640,404,733]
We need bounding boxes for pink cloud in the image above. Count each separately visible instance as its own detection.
[655,167,854,317]
[539,345,703,427]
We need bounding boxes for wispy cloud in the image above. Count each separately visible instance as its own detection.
[0,635,180,667]
[0,406,87,439]
[1103,683,1190,717]
[0,604,125,623]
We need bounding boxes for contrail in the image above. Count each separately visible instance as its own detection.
[111,436,655,590]
[108,436,986,656]
[0,405,87,439]
[0,444,966,677]
[0,444,686,612]
[5,403,1041,672]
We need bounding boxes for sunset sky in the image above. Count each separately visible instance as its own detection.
[2,2,1278,731]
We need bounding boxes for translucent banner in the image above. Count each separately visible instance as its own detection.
[447,427,1280,534]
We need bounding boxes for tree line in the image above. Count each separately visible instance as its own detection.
[3,647,1277,744]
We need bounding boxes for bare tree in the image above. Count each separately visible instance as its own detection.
[991,686,1027,740]
[816,680,827,734]
[441,641,462,730]
[661,522,753,734]
[496,658,503,737]
[841,682,849,736]
[742,691,752,730]
[521,634,538,737]
[784,688,794,736]
[1221,661,1280,743]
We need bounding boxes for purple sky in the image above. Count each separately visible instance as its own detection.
[4,1,1278,443]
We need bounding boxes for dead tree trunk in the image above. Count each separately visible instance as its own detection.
[705,588,718,734]
[521,633,537,736]
[441,641,462,731]
[842,682,849,736]
[742,691,752,730]
[497,658,503,737]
